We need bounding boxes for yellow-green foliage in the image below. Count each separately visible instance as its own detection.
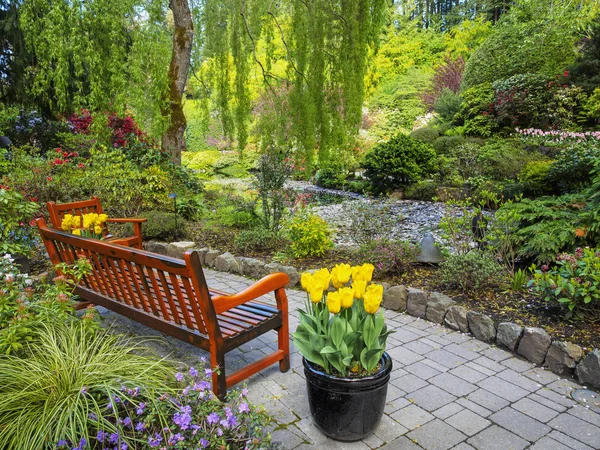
[182,150,221,179]
[284,208,333,259]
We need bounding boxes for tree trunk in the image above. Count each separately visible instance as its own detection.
[162,0,194,165]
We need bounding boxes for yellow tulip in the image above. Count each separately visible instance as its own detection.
[308,284,324,303]
[330,266,344,289]
[94,225,102,235]
[98,214,108,223]
[72,228,81,236]
[61,214,73,231]
[364,284,384,314]
[326,291,341,314]
[358,263,375,283]
[339,287,354,309]
[82,214,91,229]
[71,215,80,229]
[335,263,352,284]
[313,268,331,289]
[300,272,313,291]
[352,279,367,299]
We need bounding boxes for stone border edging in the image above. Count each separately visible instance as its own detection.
[148,240,600,390]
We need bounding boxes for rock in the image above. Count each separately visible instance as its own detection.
[544,341,583,375]
[466,312,496,343]
[239,258,266,279]
[575,349,600,389]
[166,241,196,259]
[280,265,300,286]
[204,249,220,268]
[444,306,469,333]
[383,285,408,311]
[406,288,429,318]
[214,252,241,274]
[265,263,285,277]
[195,247,209,265]
[517,327,551,365]
[145,241,169,255]
[496,322,523,351]
[426,292,455,324]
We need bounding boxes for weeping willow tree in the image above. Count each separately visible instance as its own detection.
[199,0,387,171]
[17,0,171,138]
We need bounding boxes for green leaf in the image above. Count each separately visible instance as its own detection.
[363,314,376,348]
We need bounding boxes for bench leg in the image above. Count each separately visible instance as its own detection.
[210,344,227,401]
[276,290,290,372]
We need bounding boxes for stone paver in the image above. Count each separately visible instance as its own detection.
[99,268,600,449]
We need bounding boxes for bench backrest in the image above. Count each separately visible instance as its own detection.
[47,197,109,236]
[36,218,217,337]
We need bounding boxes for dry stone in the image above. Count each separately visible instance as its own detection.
[215,252,241,274]
[406,288,428,318]
[195,247,209,265]
[166,241,196,259]
[239,258,266,279]
[496,322,523,351]
[544,341,583,375]
[383,285,408,311]
[145,241,168,255]
[426,292,455,324]
[575,349,600,389]
[204,250,220,268]
[280,265,300,286]
[467,312,496,343]
[444,306,469,333]
[517,327,551,365]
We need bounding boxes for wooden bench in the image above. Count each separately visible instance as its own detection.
[47,197,146,249]
[35,218,290,399]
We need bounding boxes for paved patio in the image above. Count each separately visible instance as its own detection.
[101,269,600,450]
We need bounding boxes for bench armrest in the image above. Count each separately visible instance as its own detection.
[211,273,290,314]
[106,218,148,223]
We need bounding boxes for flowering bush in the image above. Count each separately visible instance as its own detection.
[529,247,600,320]
[61,213,109,239]
[0,188,40,256]
[293,264,392,376]
[355,240,418,276]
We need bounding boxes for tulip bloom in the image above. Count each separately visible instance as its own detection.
[353,263,374,283]
[364,284,383,314]
[338,287,354,309]
[352,279,367,299]
[301,272,312,291]
[335,263,352,284]
[308,283,324,303]
[313,268,331,289]
[326,291,341,314]
[331,266,344,289]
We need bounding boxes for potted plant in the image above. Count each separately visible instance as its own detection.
[292,263,393,441]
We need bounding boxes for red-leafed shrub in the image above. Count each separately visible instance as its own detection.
[422,56,465,109]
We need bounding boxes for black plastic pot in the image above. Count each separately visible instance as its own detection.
[303,352,392,441]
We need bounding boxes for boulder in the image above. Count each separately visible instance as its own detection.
[467,312,496,343]
[517,327,551,365]
[195,247,209,265]
[239,258,266,279]
[406,288,429,318]
[444,306,469,333]
[145,241,169,255]
[280,265,300,286]
[214,252,241,274]
[575,349,600,389]
[496,322,523,351]
[426,292,455,324]
[383,285,408,311]
[204,249,220,268]
[166,241,196,259]
[544,341,583,375]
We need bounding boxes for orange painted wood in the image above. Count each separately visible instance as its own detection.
[35,218,290,399]
[47,197,147,249]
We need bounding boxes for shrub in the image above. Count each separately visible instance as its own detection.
[434,88,462,121]
[455,83,498,137]
[234,227,285,253]
[355,240,419,276]
[363,134,438,195]
[422,56,465,109]
[548,140,600,193]
[254,148,291,231]
[342,201,397,246]
[518,160,554,196]
[283,208,333,258]
[404,180,438,201]
[136,210,180,241]
[432,135,466,156]
[0,189,40,257]
[529,247,600,320]
[477,138,534,181]
[409,126,439,144]
[440,250,506,292]
[450,142,481,180]
[314,166,348,190]
[182,149,221,179]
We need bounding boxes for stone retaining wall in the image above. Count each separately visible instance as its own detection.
[148,240,600,390]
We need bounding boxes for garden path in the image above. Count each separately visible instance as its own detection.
[99,269,600,450]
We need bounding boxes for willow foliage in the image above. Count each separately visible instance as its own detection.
[199,0,387,169]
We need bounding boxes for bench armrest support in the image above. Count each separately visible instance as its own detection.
[212,273,290,314]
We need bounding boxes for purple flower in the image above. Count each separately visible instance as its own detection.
[228,414,238,427]
[148,434,162,447]
[173,405,193,430]
[108,433,119,444]
[167,433,184,446]
[96,430,106,442]
[220,419,230,429]
[199,438,209,448]
[80,387,88,395]
[135,421,146,431]
[238,402,250,414]
[174,372,184,382]
[191,424,200,435]
[189,366,198,377]
[56,440,68,448]
[204,368,213,377]
[121,417,132,428]
[136,402,146,415]
[242,388,248,397]
[88,413,97,421]
[216,427,223,437]
[207,412,220,425]
[72,438,87,450]
[120,443,128,450]
[197,381,211,391]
